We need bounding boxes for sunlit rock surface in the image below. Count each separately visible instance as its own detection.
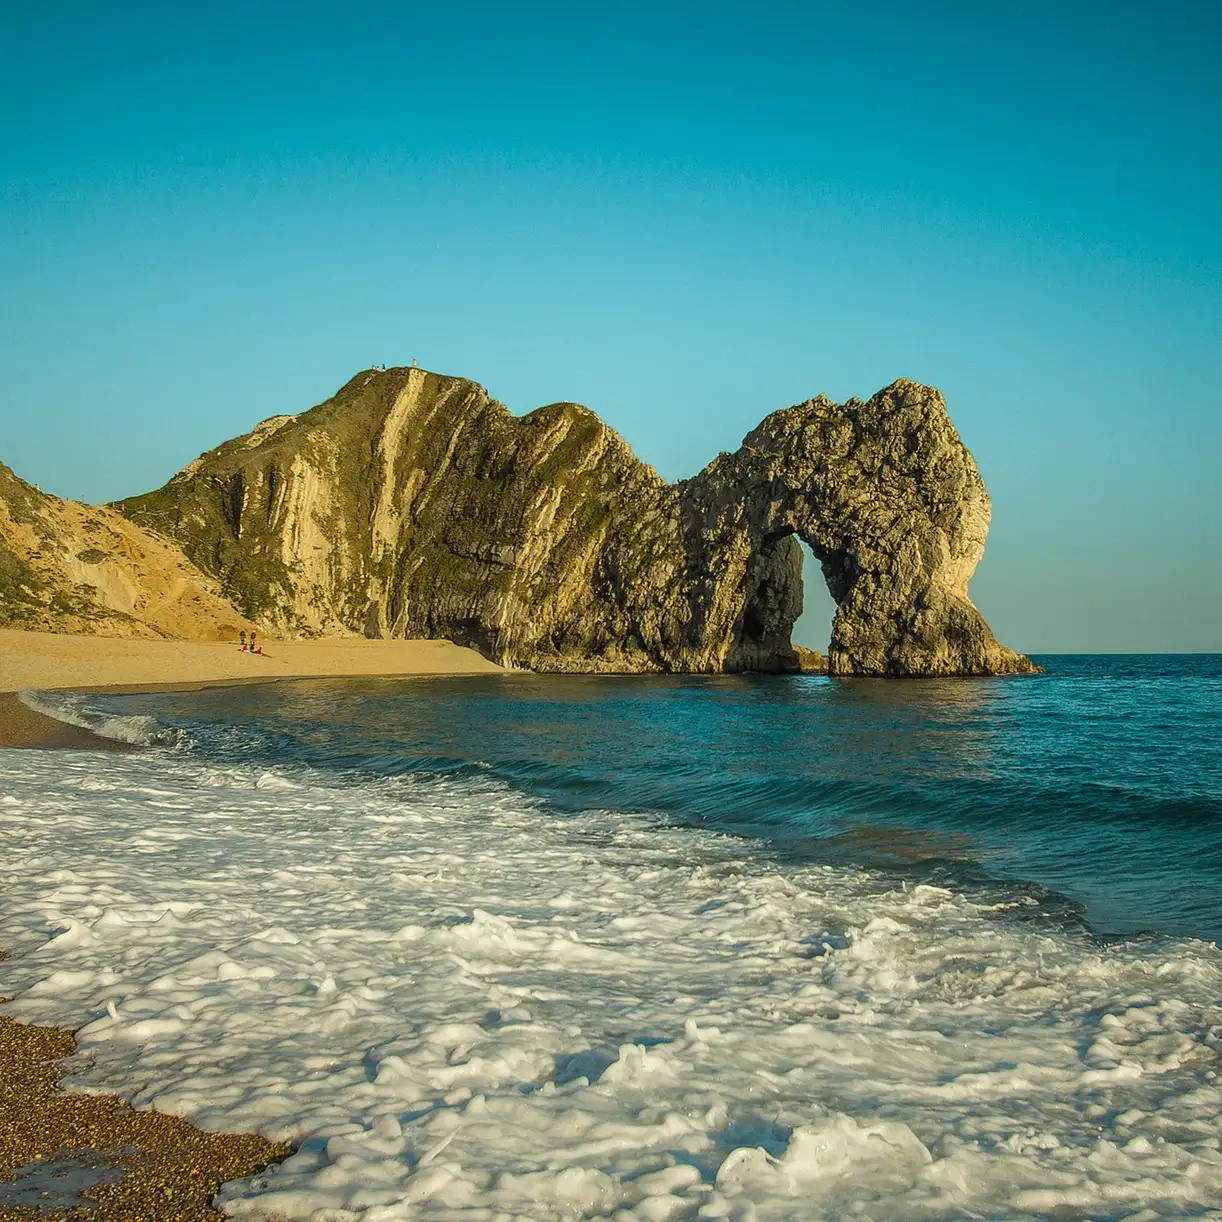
[115,368,1032,675]
[0,461,254,640]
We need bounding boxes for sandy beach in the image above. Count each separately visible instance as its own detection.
[0,630,503,748]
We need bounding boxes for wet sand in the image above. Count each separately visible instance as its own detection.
[0,1012,289,1221]
[0,693,120,750]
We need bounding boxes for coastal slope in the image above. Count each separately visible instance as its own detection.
[0,461,253,641]
[117,368,1033,675]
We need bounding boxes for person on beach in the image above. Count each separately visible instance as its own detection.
[239,630,247,651]
[250,630,257,654]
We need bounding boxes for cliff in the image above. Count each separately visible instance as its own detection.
[115,367,1034,675]
[0,462,254,640]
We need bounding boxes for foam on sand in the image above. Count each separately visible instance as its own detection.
[1,740,1220,1219]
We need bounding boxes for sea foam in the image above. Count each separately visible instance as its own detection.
[1,739,1220,1220]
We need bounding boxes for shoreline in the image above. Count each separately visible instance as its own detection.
[0,629,505,749]
[0,693,124,749]
[0,631,511,1207]
[0,1010,289,1220]
[0,652,1218,1215]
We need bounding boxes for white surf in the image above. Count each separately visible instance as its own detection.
[1,741,1219,1220]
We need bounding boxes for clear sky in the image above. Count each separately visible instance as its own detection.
[2,1,1219,652]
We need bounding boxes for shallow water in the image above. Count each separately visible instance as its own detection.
[0,1149,125,1213]
[1,656,1220,1219]
[50,653,1222,942]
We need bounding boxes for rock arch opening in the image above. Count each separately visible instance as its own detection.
[792,539,837,655]
[720,527,842,673]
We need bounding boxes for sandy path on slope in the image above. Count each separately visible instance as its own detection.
[0,630,504,747]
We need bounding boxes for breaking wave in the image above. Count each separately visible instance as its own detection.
[1,657,1219,1218]
[17,688,187,748]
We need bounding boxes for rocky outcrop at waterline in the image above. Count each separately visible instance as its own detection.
[115,367,1034,675]
[682,381,1033,676]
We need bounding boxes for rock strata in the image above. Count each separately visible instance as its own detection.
[117,368,1034,675]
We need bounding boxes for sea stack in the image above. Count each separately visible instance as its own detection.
[114,368,1034,676]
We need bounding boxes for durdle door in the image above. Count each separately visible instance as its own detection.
[106,367,1035,676]
[678,380,1033,676]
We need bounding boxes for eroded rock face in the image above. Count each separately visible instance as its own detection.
[116,368,1034,675]
[681,381,1033,675]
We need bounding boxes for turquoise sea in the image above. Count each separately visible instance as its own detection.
[4,654,1221,1218]
[87,653,1222,944]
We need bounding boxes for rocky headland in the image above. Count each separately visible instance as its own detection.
[2,368,1035,676]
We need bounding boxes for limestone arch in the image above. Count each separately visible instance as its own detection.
[686,380,1032,676]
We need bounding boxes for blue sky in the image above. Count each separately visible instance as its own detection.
[2,1,1219,652]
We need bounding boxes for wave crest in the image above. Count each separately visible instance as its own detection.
[17,689,185,748]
